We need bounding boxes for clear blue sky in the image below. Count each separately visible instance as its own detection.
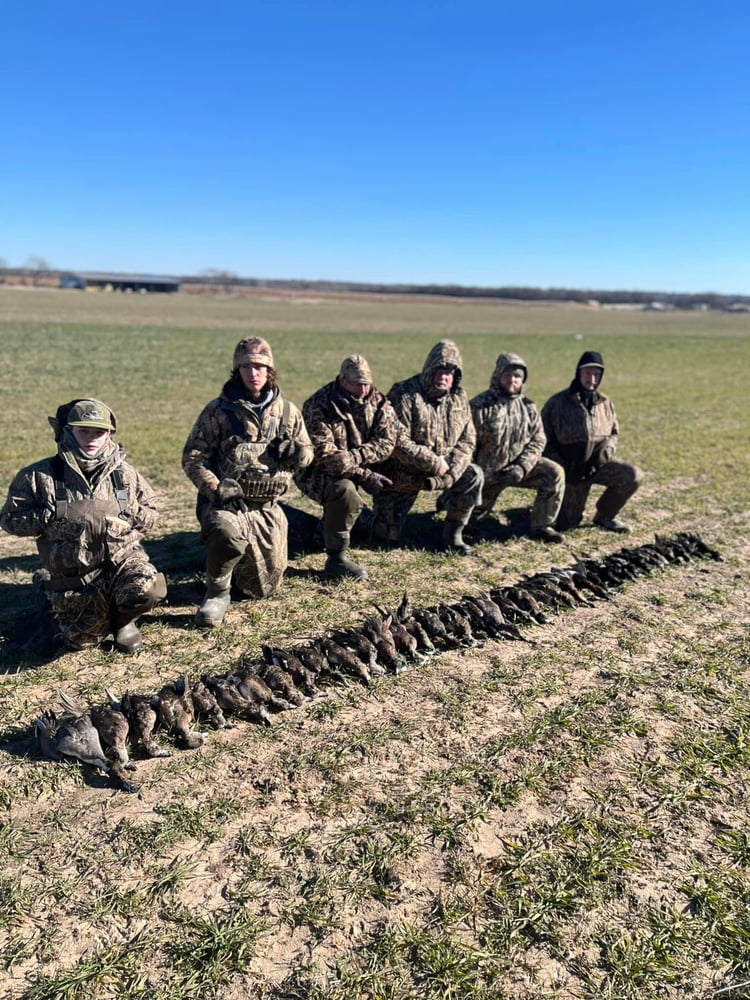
[2,1,748,294]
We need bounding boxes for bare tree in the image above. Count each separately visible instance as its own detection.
[25,256,51,286]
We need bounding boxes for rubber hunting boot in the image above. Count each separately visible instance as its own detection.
[324,545,368,580]
[111,613,143,654]
[441,521,473,556]
[195,574,232,629]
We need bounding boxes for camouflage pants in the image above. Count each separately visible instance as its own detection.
[556,459,643,530]
[372,463,484,542]
[200,503,287,598]
[476,457,565,530]
[38,553,165,649]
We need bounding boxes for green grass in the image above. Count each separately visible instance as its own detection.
[1,287,749,999]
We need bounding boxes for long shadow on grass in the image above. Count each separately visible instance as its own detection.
[465,506,534,544]
[143,530,205,577]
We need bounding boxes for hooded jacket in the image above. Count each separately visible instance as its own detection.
[376,341,476,493]
[541,353,618,482]
[295,378,400,502]
[182,380,313,503]
[471,352,545,477]
[0,438,157,580]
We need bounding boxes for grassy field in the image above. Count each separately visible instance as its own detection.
[0,287,749,999]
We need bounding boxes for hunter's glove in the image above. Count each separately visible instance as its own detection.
[585,442,614,479]
[360,472,392,496]
[495,465,525,487]
[423,473,454,491]
[216,478,248,513]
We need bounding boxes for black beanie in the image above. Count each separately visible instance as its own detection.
[576,351,604,371]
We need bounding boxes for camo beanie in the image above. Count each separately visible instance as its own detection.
[339,354,373,384]
[233,337,275,371]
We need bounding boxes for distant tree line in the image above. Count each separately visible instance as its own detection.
[1,262,747,309]
[184,274,750,310]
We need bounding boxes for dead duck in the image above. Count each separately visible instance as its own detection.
[435,603,476,647]
[414,606,459,648]
[251,657,307,707]
[120,691,171,759]
[466,591,531,642]
[153,679,205,749]
[544,569,595,606]
[298,640,352,688]
[530,573,585,608]
[261,644,327,698]
[522,575,578,611]
[392,594,437,655]
[36,708,109,769]
[653,535,691,564]
[328,629,384,674]
[319,636,373,685]
[601,554,640,582]
[561,564,613,601]
[456,595,510,641]
[36,709,138,793]
[374,605,420,662]
[182,677,232,730]
[487,588,538,627]
[677,531,723,561]
[496,585,553,624]
[577,557,626,589]
[293,643,326,674]
[631,544,671,570]
[225,667,297,712]
[361,615,406,674]
[58,689,135,771]
[201,674,273,726]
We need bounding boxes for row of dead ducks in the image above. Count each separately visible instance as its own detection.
[35,531,721,792]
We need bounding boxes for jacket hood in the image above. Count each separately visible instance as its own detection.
[490,352,528,391]
[420,340,463,397]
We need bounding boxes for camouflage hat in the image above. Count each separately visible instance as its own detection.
[338,354,373,384]
[65,399,116,431]
[233,337,274,370]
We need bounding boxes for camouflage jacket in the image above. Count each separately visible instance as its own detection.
[0,443,157,579]
[182,381,313,503]
[295,379,399,502]
[377,341,476,493]
[541,383,619,483]
[471,352,545,476]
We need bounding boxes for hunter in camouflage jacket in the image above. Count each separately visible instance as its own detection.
[1,447,157,576]
[0,406,164,649]
[371,341,483,548]
[182,367,313,600]
[295,377,400,503]
[182,381,312,505]
[377,340,476,494]
[470,352,565,537]
[471,352,546,478]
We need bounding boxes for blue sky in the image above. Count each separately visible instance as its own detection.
[2,1,748,293]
